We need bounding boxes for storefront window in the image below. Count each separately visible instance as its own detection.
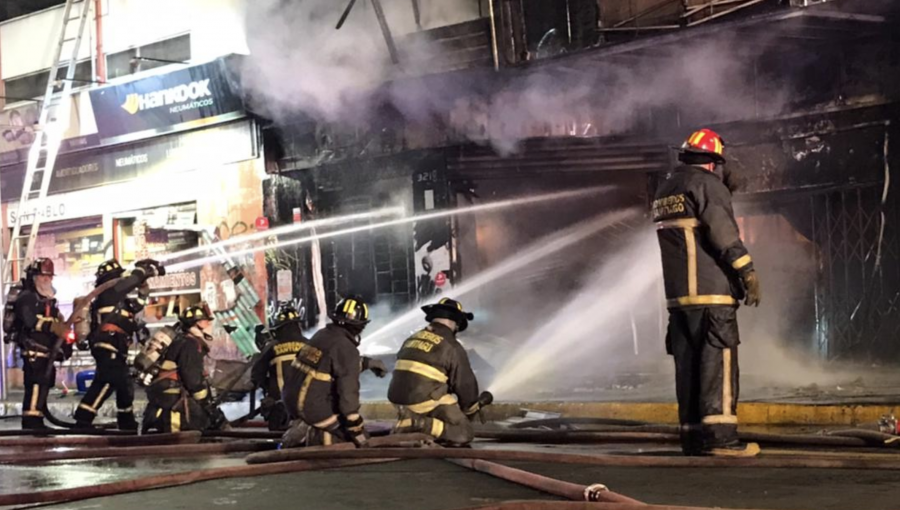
[28,217,105,318]
[114,202,202,327]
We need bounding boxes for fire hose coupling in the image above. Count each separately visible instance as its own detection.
[584,483,610,502]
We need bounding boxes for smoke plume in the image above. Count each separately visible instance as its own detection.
[239,0,791,152]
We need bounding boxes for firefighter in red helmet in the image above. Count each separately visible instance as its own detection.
[12,259,72,429]
[652,128,762,457]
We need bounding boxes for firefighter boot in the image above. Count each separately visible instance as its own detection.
[117,410,139,431]
[706,442,761,458]
[22,415,48,430]
[393,413,435,437]
[280,420,310,449]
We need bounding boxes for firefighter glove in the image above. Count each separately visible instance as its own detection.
[207,406,229,431]
[135,259,166,278]
[741,269,761,307]
[49,320,69,341]
[363,357,388,378]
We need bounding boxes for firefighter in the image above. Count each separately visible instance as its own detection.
[250,303,309,431]
[141,303,226,433]
[73,259,162,430]
[652,128,762,457]
[388,298,493,447]
[13,258,72,430]
[281,295,387,447]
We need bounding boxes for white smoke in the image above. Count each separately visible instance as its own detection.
[239,0,791,152]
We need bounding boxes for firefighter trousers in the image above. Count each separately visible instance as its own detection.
[74,350,136,429]
[666,306,741,454]
[22,357,54,429]
[142,391,209,433]
[395,400,474,446]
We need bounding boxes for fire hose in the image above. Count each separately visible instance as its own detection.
[0,458,397,507]
[0,427,132,437]
[0,434,428,507]
[459,502,773,510]
[0,440,276,464]
[0,430,201,448]
[475,428,872,448]
[245,446,900,470]
[508,418,649,429]
[448,458,642,505]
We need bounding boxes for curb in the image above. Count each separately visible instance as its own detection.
[361,401,900,426]
[2,401,897,426]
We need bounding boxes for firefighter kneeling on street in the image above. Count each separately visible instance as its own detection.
[140,303,227,433]
[281,296,387,448]
[389,298,493,447]
[74,258,161,430]
[250,303,309,431]
[652,128,762,457]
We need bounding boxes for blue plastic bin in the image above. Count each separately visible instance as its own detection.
[76,370,95,393]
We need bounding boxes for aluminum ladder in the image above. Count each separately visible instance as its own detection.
[0,0,94,398]
[3,0,93,285]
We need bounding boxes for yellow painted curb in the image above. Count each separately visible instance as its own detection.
[361,401,899,426]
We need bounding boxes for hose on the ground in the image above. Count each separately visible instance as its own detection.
[203,429,284,440]
[458,501,771,510]
[0,434,430,506]
[245,445,900,470]
[476,430,679,444]
[827,429,900,446]
[509,418,649,429]
[0,458,397,507]
[447,458,643,505]
[0,427,134,438]
[0,430,201,448]
[475,428,872,448]
[0,440,276,464]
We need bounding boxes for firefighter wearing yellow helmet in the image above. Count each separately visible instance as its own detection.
[141,303,226,433]
[280,295,387,447]
[250,302,309,431]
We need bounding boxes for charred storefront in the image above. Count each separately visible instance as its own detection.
[260,0,900,367]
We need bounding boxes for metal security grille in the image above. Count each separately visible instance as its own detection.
[811,182,900,361]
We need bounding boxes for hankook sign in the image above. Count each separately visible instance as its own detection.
[89,59,244,143]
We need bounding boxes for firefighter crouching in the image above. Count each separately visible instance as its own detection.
[281,296,387,447]
[250,303,309,431]
[141,304,226,433]
[74,258,162,430]
[11,259,72,430]
[389,298,493,447]
[652,128,762,457]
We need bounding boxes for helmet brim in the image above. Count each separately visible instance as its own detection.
[672,146,726,164]
[421,303,474,321]
[328,313,371,326]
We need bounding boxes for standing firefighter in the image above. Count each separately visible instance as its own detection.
[652,128,762,457]
[389,298,493,446]
[281,296,387,447]
[74,259,162,429]
[12,259,71,429]
[251,303,308,430]
[141,303,225,433]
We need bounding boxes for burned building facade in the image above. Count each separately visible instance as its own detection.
[260,0,900,363]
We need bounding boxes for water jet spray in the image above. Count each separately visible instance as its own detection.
[166,187,614,273]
